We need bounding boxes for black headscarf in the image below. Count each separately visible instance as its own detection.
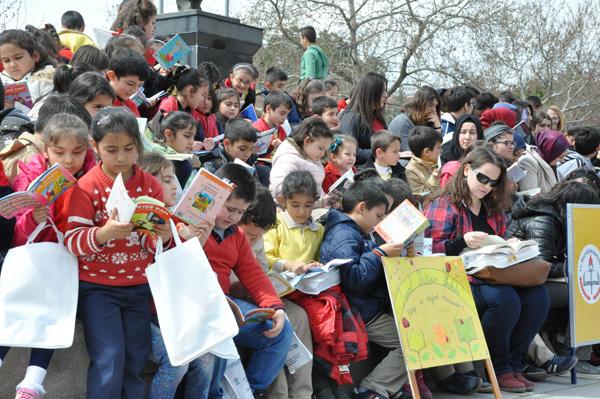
[440,114,484,165]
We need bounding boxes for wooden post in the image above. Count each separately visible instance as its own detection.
[407,370,421,399]
[484,358,503,399]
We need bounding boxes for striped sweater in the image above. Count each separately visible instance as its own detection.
[63,164,163,286]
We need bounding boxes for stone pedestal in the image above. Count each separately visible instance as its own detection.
[156,10,263,79]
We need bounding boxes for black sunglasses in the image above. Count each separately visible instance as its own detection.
[475,171,500,187]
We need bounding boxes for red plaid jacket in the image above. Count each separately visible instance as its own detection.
[424,194,508,254]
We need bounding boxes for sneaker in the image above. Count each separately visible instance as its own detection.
[542,354,579,375]
[415,370,432,399]
[523,362,548,381]
[15,387,43,399]
[253,389,268,399]
[465,370,491,393]
[352,388,388,399]
[575,361,600,378]
[513,372,535,391]
[496,372,527,393]
[437,371,480,395]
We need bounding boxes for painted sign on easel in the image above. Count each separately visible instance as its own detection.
[567,204,600,347]
[383,256,501,399]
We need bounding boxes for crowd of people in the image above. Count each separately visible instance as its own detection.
[0,1,600,399]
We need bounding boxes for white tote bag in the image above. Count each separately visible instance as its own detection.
[147,220,239,366]
[0,219,79,348]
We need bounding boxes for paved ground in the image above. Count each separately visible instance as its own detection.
[434,374,600,398]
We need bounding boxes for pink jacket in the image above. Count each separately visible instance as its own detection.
[269,138,326,199]
[12,149,96,246]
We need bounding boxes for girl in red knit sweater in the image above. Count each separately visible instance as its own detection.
[1,113,92,399]
[62,107,172,399]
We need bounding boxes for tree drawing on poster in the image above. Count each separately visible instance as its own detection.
[383,256,489,370]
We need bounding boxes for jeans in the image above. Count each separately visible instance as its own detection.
[471,283,549,375]
[0,347,54,369]
[78,282,152,399]
[228,298,293,391]
[148,323,226,399]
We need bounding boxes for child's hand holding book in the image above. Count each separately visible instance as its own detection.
[379,242,405,257]
[154,222,173,243]
[285,260,319,275]
[263,309,286,338]
[32,205,49,224]
[96,209,134,244]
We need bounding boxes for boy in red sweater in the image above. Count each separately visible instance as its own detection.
[252,91,292,158]
[206,163,292,397]
[106,48,151,117]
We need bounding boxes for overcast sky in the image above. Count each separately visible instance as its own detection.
[8,0,248,34]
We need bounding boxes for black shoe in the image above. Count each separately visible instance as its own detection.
[333,386,351,399]
[465,370,492,393]
[437,371,481,395]
[523,362,548,381]
[254,389,268,399]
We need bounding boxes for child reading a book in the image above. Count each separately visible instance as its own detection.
[203,163,292,396]
[323,134,357,193]
[238,186,314,399]
[0,29,56,106]
[139,152,178,209]
[252,91,292,158]
[260,66,301,125]
[312,95,340,130]
[68,71,115,118]
[106,48,151,117]
[361,131,405,181]
[223,63,257,111]
[216,88,241,135]
[0,113,90,398]
[0,94,92,183]
[197,86,219,139]
[153,111,197,188]
[62,107,172,398]
[405,126,442,200]
[265,171,323,273]
[270,117,334,200]
[319,179,409,399]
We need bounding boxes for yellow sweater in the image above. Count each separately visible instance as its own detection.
[264,212,324,272]
[58,30,97,53]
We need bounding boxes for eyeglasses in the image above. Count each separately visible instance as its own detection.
[494,140,515,148]
[474,171,500,187]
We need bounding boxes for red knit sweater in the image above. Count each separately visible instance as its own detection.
[63,164,163,286]
[204,227,284,310]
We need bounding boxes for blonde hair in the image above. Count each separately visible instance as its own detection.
[138,152,173,177]
[42,113,89,148]
[547,105,565,132]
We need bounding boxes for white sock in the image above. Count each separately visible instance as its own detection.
[18,366,47,393]
[0,357,3,368]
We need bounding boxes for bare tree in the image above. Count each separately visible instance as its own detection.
[0,0,24,31]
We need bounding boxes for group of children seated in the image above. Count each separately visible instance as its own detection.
[1,4,600,399]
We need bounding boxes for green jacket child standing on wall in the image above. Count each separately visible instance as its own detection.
[299,26,329,81]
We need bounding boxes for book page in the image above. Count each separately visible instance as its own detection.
[105,173,136,223]
[374,199,429,244]
[285,330,313,374]
[4,82,32,109]
[0,192,38,218]
[254,128,277,156]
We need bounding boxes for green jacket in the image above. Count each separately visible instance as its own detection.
[300,45,329,80]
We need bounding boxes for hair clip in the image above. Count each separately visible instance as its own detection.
[329,135,343,152]
[96,115,111,126]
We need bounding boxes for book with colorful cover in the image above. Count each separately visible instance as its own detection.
[130,196,172,235]
[172,168,234,225]
[226,297,274,326]
[153,34,191,69]
[0,163,76,218]
[130,87,167,107]
[374,199,430,245]
[3,82,33,110]
[254,128,277,156]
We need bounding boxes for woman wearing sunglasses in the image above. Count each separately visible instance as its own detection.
[424,146,550,393]
[516,129,570,194]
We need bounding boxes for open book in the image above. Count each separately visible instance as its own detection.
[105,174,172,235]
[240,104,258,122]
[173,168,234,225]
[255,128,277,156]
[226,297,274,326]
[374,199,430,245]
[130,87,167,107]
[278,258,352,296]
[0,163,76,218]
[461,236,540,274]
[507,164,527,183]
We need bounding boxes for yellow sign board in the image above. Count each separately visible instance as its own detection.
[567,204,600,347]
[383,256,489,370]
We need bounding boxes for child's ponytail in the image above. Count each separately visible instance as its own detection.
[292,116,333,149]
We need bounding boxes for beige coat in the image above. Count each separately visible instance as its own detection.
[516,145,557,194]
[405,156,441,198]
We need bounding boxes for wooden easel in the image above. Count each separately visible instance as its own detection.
[406,357,502,399]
